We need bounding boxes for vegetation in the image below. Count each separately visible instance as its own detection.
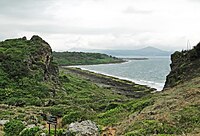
[19,127,40,136]
[0,36,59,106]
[4,120,25,136]
[0,36,199,135]
[53,51,124,66]
[165,42,200,88]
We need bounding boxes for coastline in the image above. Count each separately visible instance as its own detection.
[62,57,168,91]
[56,58,126,66]
[61,66,156,98]
[68,66,163,91]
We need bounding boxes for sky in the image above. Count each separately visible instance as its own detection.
[0,0,200,51]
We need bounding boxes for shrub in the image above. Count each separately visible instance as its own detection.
[175,105,200,133]
[62,111,86,126]
[125,120,180,135]
[4,120,25,136]
[19,127,40,136]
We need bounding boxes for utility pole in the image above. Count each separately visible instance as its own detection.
[187,40,191,50]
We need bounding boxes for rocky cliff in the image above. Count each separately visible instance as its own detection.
[0,35,59,84]
[0,35,59,106]
[164,42,200,88]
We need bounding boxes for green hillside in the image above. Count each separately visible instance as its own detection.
[0,36,199,136]
[0,36,152,135]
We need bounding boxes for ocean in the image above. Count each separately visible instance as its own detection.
[75,56,171,91]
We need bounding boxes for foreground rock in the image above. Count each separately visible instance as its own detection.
[68,120,99,136]
[0,120,9,126]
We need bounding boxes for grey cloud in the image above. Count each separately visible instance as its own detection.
[0,21,148,36]
[0,0,54,19]
[123,7,153,14]
[188,0,200,2]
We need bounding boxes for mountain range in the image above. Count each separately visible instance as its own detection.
[70,46,172,57]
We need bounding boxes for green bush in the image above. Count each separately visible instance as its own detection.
[4,120,25,136]
[175,105,200,133]
[125,120,179,135]
[19,127,40,136]
[62,111,86,126]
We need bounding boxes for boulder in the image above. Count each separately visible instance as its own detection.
[26,124,36,128]
[68,120,99,136]
[0,120,9,126]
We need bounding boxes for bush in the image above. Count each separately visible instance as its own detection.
[4,120,25,136]
[125,120,179,135]
[175,105,200,133]
[62,111,86,126]
[19,127,40,136]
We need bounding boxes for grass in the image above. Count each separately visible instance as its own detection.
[0,71,199,135]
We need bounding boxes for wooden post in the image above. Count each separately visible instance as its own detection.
[48,123,51,136]
[54,124,57,136]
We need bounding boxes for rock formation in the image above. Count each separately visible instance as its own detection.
[0,35,60,106]
[68,120,99,136]
[164,42,200,88]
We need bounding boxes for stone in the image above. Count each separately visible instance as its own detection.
[68,120,99,136]
[26,124,36,128]
[40,133,46,136]
[0,120,9,126]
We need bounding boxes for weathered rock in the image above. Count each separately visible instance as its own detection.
[0,120,9,126]
[26,124,36,128]
[68,120,99,136]
[164,42,200,89]
[40,132,46,136]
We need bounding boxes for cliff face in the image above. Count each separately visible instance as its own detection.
[0,35,59,106]
[0,35,59,85]
[164,42,200,88]
[26,35,59,82]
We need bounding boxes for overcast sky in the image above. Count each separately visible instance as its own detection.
[0,0,200,51]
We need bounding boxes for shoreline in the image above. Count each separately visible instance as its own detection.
[74,67,164,91]
[61,66,156,98]
[62,57,167,91]
[57,60,126,66]
[57,57,152,66]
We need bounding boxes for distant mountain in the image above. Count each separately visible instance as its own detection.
[98,46,172,57]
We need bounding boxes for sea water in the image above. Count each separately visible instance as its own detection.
[75,56,171,91]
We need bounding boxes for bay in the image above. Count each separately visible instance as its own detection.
[75,56,171,91]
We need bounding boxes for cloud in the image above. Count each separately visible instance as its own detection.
[0,0,200,51]
[0,0,55,20]
[123,7,153,14]
[188,0,200,2]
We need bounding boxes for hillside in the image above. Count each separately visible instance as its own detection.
[0,36,153,136]
[0,36,199,136]
[113,43,200,135]
[53,51,124,66]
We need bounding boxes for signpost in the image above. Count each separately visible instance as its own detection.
[47,115,57,136]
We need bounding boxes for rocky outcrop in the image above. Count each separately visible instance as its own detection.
[67,120,99,136]
[0,35,59,83]
[27,35,59,82]
[164,42,200,89]
[0,36,60,105]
